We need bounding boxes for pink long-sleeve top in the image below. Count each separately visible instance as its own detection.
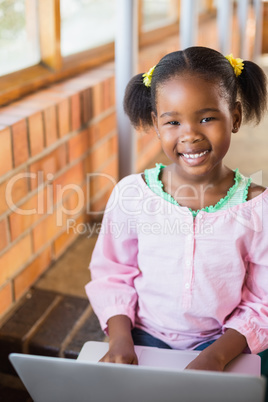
[85,173,268,353]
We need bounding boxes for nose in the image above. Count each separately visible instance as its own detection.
[178,125,204,144]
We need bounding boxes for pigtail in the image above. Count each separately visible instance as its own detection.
[123,73,154,130]
[237,60,267,125]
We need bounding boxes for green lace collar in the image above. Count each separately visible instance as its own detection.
[144,163,251,217]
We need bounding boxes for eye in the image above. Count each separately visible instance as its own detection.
[201,117,214,123]
[168,121,180,126]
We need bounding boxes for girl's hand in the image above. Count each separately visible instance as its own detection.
[99,315,138,364]
[185,329,248,372]
[185,350,225,372]
[99,336,138,365]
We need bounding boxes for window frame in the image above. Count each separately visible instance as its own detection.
[0,0,216,107]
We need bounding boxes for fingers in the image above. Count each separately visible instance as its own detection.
[132,355,138,365]
[99,352,138,365]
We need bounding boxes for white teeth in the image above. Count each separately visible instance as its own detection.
[182,150,209,159]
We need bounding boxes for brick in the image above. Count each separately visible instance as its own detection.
[103,76,115,110]
[0,127,13,175]
[90,187,113,216]
[9,187,47,241]
[0,288,58,374]
[43,86,73,97]
[0,282,12,318]
[101,156,118,178]
[12,119,29,167]
[64,310,104,359]
[0,218,9,252]
[0,234,32,287]
[89,134,118,171]
[68,76,90,90]
[99,112,117,136]
[68,129,89,162]
[15,93,54,110]
[83,154,92,174]
[81,88,93,124]
[28,112,44,157]
[136,138,162,173]
[29,144,67,190]
[92,82,103,117]
[88,112,116,147]
[44,106,58,147]
[4,100,41,116]
[137,130,156,153]
[53,215,83,259]
[32,209,64,253]
[53,204,86,254]
[57,99,70,137]
[62,212,91,246]
[64,184,86,218]
[103,78,111,111]
[52,161,84,203]
[28,295,88,357]
[55,81,84,96]
[0,169,28,216]
[109,76,116,107]
[70,93,82,131]
[40,89,68,105]
[0,114,22,126]
[14,247,52,300]
[88,157,118,198]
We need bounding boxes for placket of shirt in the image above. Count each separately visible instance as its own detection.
[181,212,203,309]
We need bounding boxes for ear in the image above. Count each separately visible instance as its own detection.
[151,111,160,138]
[232,101,242,133]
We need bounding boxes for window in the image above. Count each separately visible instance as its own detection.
[60,0,116,57]
[142,0,178,31]
[0,0,182,106]
[0,0,40,76]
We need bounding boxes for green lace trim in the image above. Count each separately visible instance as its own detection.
[144,163,252,217]
[243,176,252,204]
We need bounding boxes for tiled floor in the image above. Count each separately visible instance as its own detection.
[35,234,94,299]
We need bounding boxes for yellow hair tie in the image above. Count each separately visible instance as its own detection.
[142,65,156,87]
[225,54,244,77]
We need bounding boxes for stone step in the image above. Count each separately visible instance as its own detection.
[0,287,105,399]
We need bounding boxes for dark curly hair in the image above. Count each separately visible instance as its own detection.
[124,46,267,129]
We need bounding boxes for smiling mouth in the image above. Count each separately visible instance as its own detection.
[181,150,210,159]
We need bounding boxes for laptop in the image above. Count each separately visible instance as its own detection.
[9,341,266,402]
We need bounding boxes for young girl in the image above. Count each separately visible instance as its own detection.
[85,46,268,371]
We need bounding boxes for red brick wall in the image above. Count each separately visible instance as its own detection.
[0,65,119,318]
[0,35,179,320]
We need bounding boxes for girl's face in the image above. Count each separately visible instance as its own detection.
[152,74,242,181]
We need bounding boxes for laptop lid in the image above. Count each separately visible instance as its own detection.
[9,353,266,402]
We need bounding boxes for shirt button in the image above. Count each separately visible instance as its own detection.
[185,283,190,289]
[197,212,203,219]
[185,260,191,267]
